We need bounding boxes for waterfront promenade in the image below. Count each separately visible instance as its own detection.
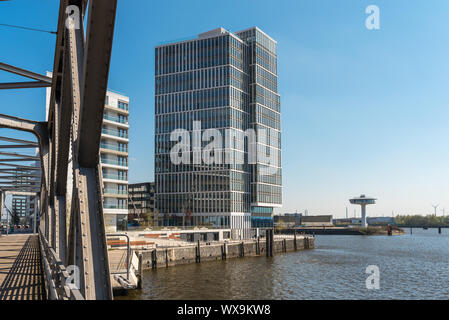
[0,234,44,300]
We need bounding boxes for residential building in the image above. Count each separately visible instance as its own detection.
[11,195,27,224]
[155,27,282,239]
[128,182,155,226]
[46,77,130,233]
[101,91,130,232]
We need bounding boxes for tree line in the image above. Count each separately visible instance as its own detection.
[395,215,449,227]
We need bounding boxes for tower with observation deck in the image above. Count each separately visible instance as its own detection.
[349,195,377,227]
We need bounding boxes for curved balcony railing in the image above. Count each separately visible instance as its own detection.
[103,174,128,181]
[103,204,128,209]
[104,189,128,195]
[102,128,128,139]
[100,143,128,153]
[103,114,128,124]
[117,102,129,111]
[101,158,128,167]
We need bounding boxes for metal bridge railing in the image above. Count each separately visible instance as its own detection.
[106,233,131,280]
[38,230,84,300]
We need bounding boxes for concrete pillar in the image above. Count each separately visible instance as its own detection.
[361,204,367,228]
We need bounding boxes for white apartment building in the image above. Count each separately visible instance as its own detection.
[46,84,130,233]
[101,91,130,232]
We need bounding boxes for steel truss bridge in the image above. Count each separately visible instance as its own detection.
[0,0,118,300]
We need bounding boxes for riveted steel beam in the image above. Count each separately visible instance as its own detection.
[0,81,51,89]
[0,62,52,83]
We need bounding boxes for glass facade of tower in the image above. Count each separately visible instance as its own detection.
[235,28,282,228]
[155,27,281,238]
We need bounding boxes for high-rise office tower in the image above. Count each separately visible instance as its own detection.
[155,27,281,239]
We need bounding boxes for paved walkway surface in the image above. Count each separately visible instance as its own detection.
[0,234,45,300]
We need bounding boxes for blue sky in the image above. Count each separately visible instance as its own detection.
[1,0,448,217]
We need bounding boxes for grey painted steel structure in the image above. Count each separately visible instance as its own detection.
[0,0,117,300]
[0,138,41,194]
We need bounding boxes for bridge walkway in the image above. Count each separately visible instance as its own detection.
[0,234,45,300]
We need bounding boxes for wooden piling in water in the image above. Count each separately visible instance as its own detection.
[137,253,143,289]
[221,244,226,260]
[224,242,227,259]
[294,231,297,251]
[196,240,201,263]
[151,249,157,269]
[165,249,168,268]
[266,229,270,257]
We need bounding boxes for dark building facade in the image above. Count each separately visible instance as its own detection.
[128,182,155,227]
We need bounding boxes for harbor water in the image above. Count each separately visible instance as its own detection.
[119,228,449,300]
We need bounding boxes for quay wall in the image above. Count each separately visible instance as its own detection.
[279,227,404,236]
[137,236,314,270]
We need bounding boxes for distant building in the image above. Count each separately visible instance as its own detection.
[11,195,27,224]
[333,217,394,226]
[274,213,302,227]
[11,194,37,226]
[300,215,333,227]
[274,214,334,228]
[128,182,155,226]
[333,218,359,225]
[366,217,394,225]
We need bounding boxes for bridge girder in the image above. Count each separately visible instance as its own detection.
[0,0,117,300]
